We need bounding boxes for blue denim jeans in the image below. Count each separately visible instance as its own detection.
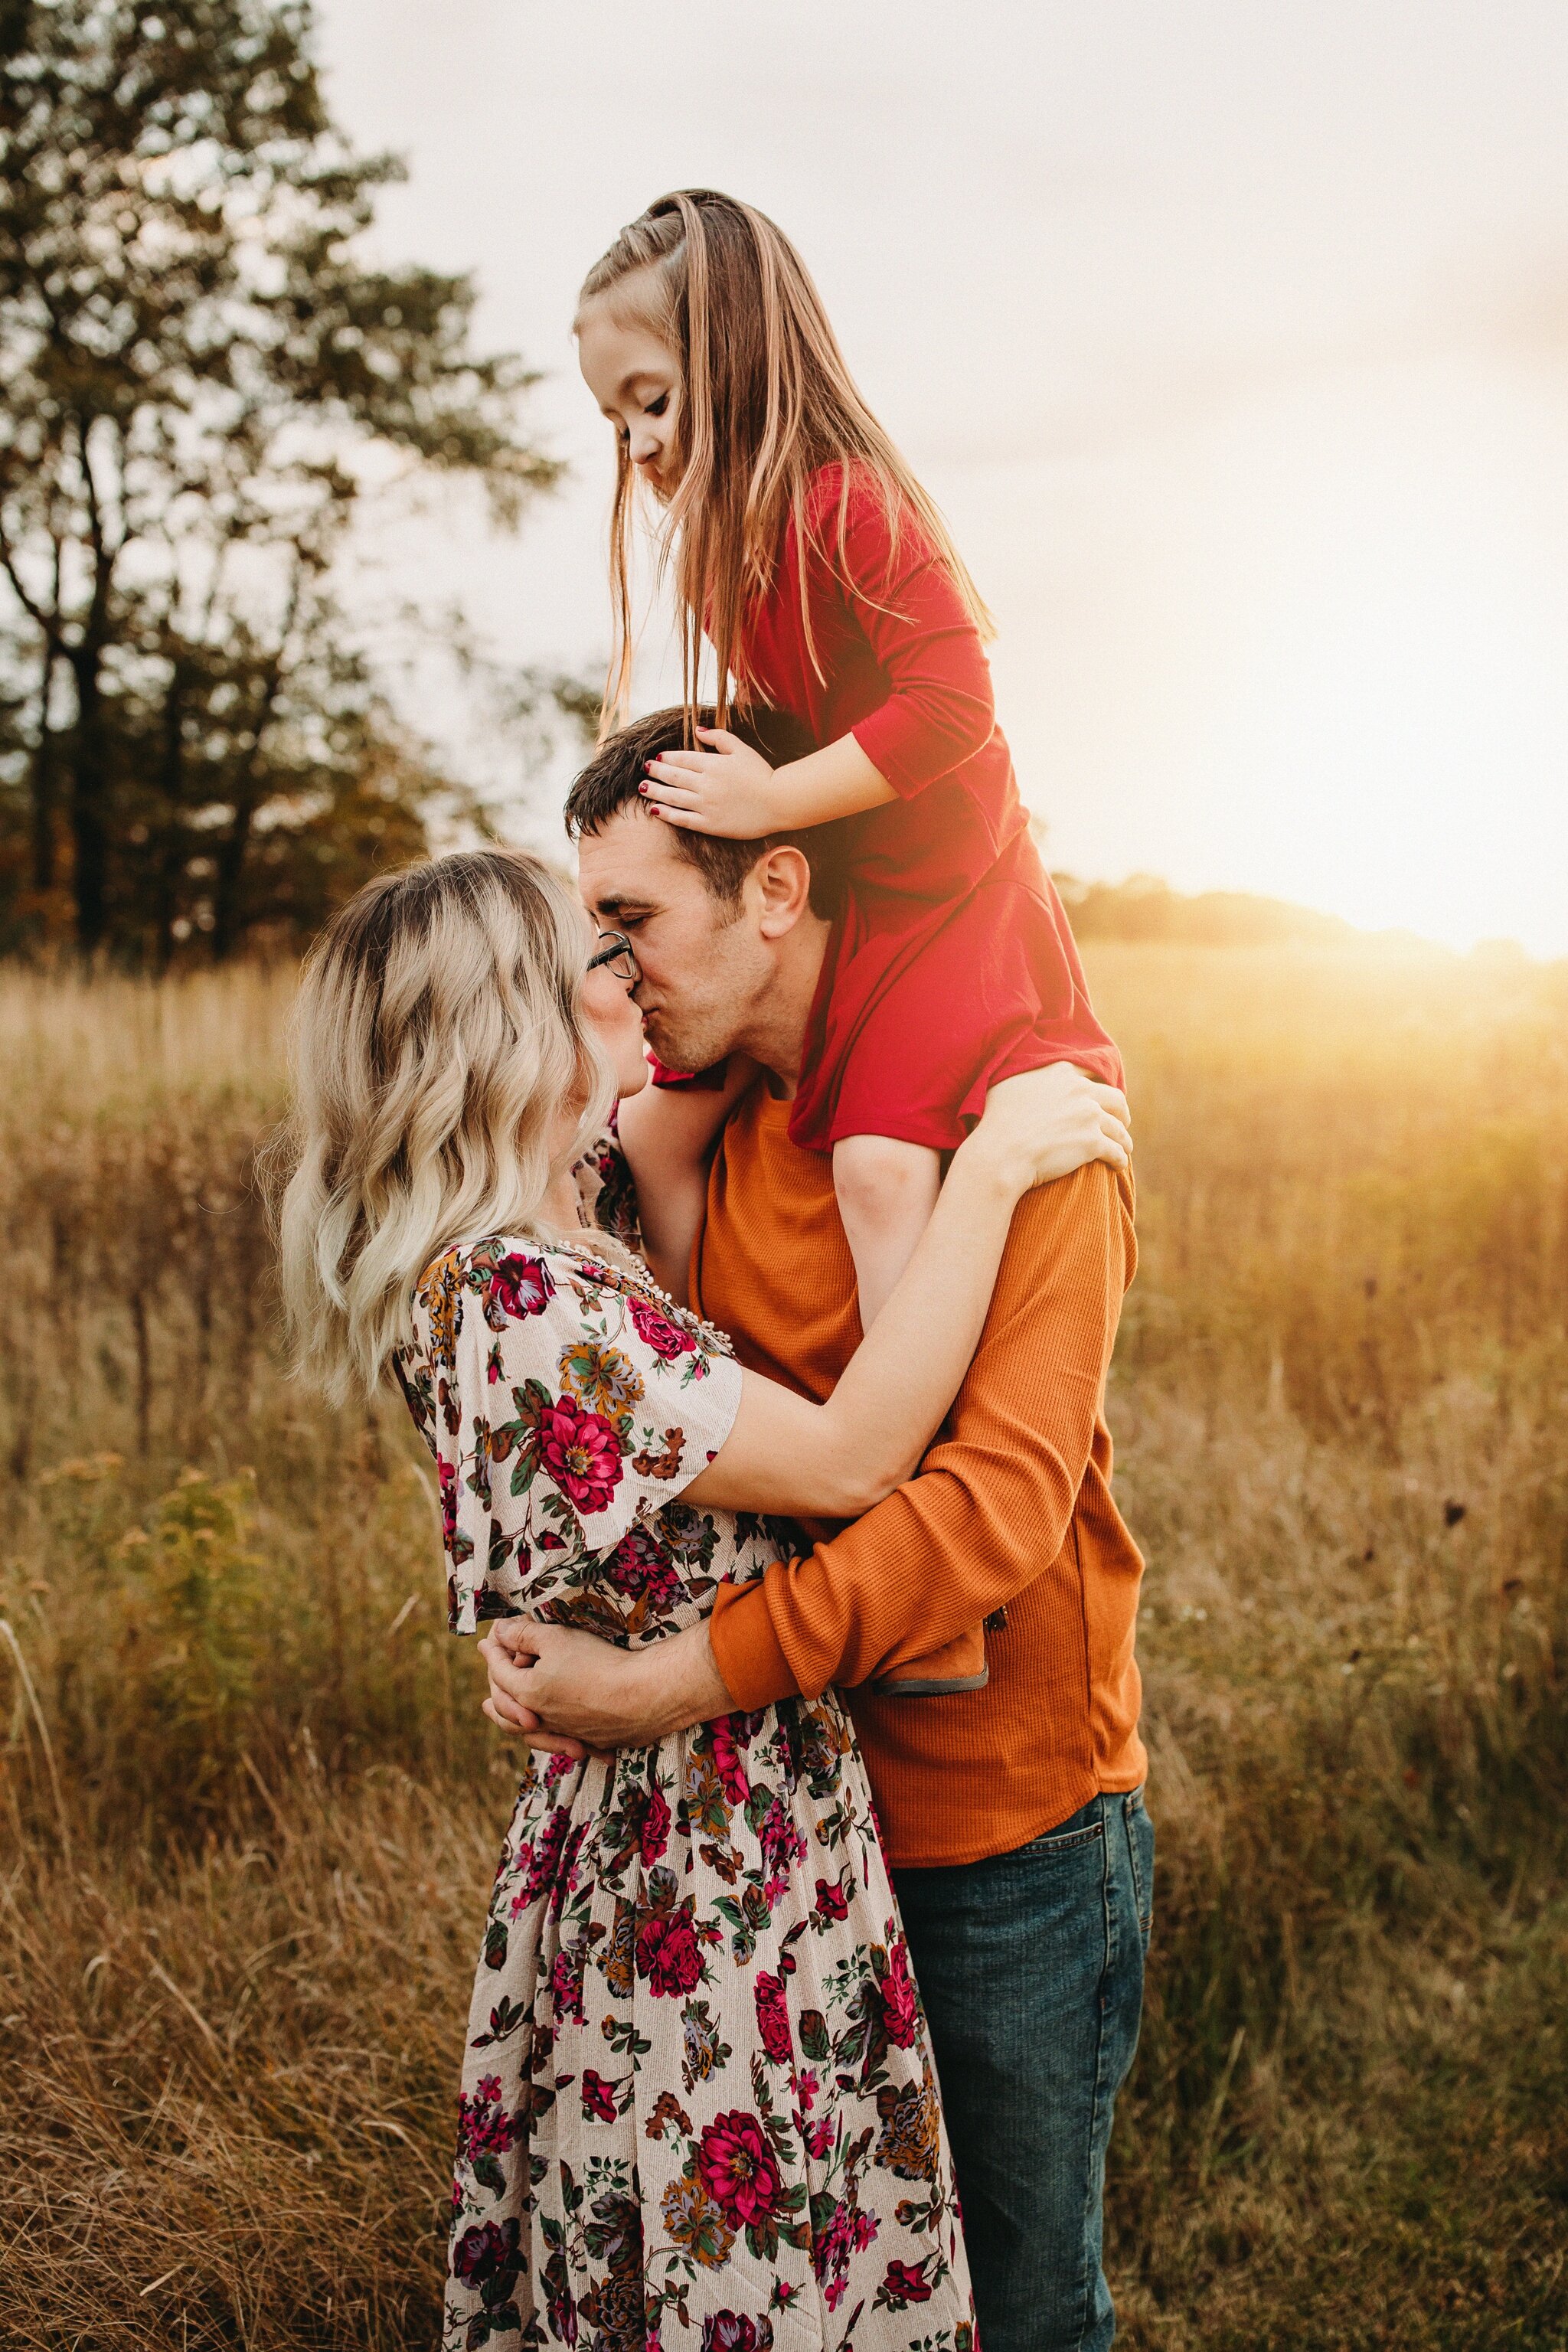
[893,1788,1155,2352]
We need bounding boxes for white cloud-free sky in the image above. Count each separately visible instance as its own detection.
[316,0,1568,953]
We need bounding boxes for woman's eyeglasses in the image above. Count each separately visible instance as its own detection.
[586,930,639,983]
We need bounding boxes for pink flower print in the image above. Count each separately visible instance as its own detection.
[604,1525,682,1609]
[808,2182,884,2314]
[635,1906,704,1998]
[547,1820,589,1921]
[812,2194,869,2311]
[876,2256,936,2308]
[454,2078,520,2171]
[700,2317,773,2352]
[488,1251,555,1321]
[580,2069,618,2124]
[518,1805,570,1904]
[437,1455,460,1548]
[639,1785,671,1867]
[753,1970,792,2066]
[629,1294,697,1361]
[708,1716,751,1807]
[696,2111,785,2231]
[879,1935,919,2050]
[756,1795,808,1903]
[537,1397,623,1514]
[549,1941,586,2024]
[813,1874,850,1923]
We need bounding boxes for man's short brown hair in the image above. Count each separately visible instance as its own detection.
[563,705,845,918]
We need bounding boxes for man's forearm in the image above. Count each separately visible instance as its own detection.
[710,1436,1089,1710]
[710,1168,1132,1710]
[647,1619,736,1736]
[483,1615,738,1749]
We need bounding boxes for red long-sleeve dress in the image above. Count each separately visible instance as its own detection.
[734,466,1121,1153]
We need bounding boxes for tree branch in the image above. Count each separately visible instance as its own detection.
[0,508,54,635]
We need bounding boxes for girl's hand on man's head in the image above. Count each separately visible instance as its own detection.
[639,726,787,840]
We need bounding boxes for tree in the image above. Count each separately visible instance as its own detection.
[0,0,561,957]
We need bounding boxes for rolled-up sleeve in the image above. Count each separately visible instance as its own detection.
[710,1165,1135,1708]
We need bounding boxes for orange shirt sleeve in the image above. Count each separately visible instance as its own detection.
[709,1163,1135,1709]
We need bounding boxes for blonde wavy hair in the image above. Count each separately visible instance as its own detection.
[577,188,995,738]
[273,849,613,1402]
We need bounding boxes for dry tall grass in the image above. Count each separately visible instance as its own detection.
[2,945,1566,2349]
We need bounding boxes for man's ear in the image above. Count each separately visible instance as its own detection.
[750,845,815,939]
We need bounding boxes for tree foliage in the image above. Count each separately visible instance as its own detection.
[0,0,560,958]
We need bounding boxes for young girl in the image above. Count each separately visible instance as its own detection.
[575,188,1124,1330]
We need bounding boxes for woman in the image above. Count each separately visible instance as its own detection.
[276,848,1129,2350]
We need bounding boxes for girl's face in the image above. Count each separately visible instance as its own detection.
[578,920,650,1102]
[577,296,681,499]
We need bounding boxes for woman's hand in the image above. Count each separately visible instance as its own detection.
[479,1623,591,1762]
[962,1063,1132,1199]
[479,1618,734,1755]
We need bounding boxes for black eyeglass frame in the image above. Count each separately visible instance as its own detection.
[586,929,639,982]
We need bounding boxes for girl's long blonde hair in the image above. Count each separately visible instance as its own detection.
[577,188,995,737]
[273,850,612,1402]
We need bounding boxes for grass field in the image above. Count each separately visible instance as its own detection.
[2,942,1567,2350]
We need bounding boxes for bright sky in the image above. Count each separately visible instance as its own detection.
[317,0,1568,955]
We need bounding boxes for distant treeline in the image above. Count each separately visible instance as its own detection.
[1057,873,1410,949]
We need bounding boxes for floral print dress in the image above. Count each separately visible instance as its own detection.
[397,1201,975,2352]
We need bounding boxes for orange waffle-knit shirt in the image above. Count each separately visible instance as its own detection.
[701,1081,1148,1870]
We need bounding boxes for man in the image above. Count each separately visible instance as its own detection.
[483,708,1152,2352]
